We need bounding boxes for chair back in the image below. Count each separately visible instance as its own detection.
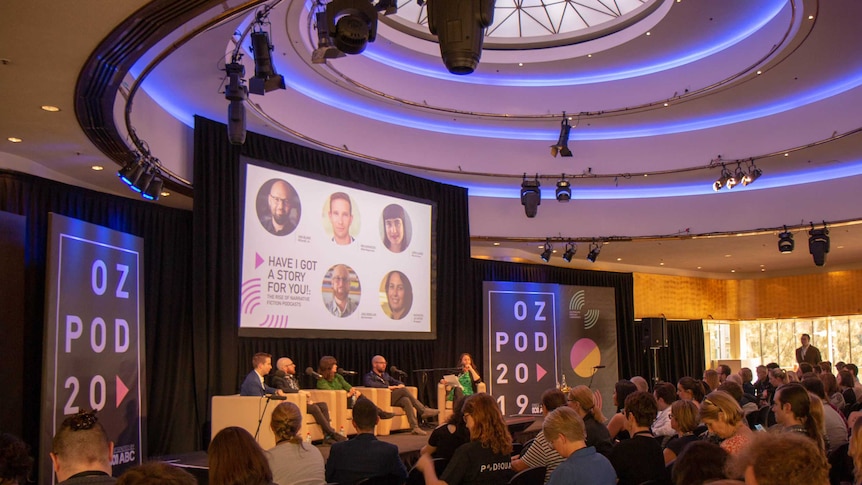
[507,465,546,485]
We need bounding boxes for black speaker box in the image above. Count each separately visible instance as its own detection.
[642,317,667,348]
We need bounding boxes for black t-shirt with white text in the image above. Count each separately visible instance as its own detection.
[441,440,515,485]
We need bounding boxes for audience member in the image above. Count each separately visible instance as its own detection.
[717,364,732,384]
[543,407,616,485]
[416,393,514,485]
[271,357,344,443]
[819,371,846,411]
[850,417,862,485]
[717,381,757,417]
[116,462,197,485]
[566,385,613,456]
[239,352,283,397]
[363,354,438,435]
[512,388,567,482]
[326,398,407,484]
[819,361,832,374]
[739,367,757,397]
[699,390,752,455]
[316,356,394,420]
[767,368,789,403]
[798,362,814,379]
[839,370,858,412]
[663,399,700,465]
[50,411,116,484]
[652,382,677,437]
[848,363,862,401]
[801,376,848,453]
[266,402,325,485]
[753,365,769,399]
[677,376,706,406]
[421,395,470,462]
[608,391,665,485]
[703,369,720,393]
[671,441,729,485]
[729,431,829,485]
[208,426,273,485]
[772,383,825,451]
[607,380,638,441]
[630,376,649,393]
[0,432,33,485]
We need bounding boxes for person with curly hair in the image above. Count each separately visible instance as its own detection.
[729,431,828,485]
[208,426,273,485]
[416,393,514,484]
[49,410,115,484]
[266,402,325,485]
[0,433,33,485]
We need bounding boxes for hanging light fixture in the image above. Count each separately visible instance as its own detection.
[808,222,830,266]
[540,239,553,262]
[562,241,577,262]
[520,174,541,218]
[712,164,733,191]
[777,226,794,253]
[726,163,746,189]
[550,113,573,157]
[586,241,602,263]
[742,161,762,186]
[555,176,571,202]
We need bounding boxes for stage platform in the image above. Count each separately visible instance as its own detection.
[158,416,541,484]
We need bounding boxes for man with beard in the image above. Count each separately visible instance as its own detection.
[326,264,358,318]
[363,355,438,435]
[261,180,296,236]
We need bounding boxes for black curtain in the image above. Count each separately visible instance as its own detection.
[192,117,473,433]
[470,259,638,379]
[0,170,196,458]
[637,319,706,387]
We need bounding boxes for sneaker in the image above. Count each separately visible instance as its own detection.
[379,410,395,419]
[411,427,428,436]
[420,408,440,419]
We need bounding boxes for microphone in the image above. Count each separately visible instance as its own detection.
[306,367,323,379]
[592,365,606,369]
[337,368,358,376]
[390,366,408,377]
[266,394,286,401]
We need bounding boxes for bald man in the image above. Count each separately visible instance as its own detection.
[262,180,296,236]
[363,355,438,435]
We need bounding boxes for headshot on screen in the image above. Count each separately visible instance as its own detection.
[381,270,412,320]
[256,178,300,236]
[380,204,411,253]
[323,264,360,318]
[327,192,357,245]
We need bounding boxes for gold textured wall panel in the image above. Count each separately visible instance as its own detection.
[634,270,862,320]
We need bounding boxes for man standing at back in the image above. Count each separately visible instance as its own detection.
[50,411,116,484]
[796,333,822,366]
[325,398,407,484]
[363,355,439,435]
[240,352,283,397]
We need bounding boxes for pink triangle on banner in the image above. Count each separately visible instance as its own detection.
[255,253,264,269]
[116,376,129,408]
[536,363,547,382]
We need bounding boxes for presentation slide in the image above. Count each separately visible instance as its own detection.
[483,281,618,419]
[239,158,435,338]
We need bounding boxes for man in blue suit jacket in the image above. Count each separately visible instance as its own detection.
[325,398,407,484]
[239,352,283,397]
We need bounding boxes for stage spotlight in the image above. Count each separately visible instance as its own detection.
[225,62,248,145]
[556,177,571,202]
[142,176,164,201]
[325,0,380,56]
[551,116,573,157]
[312,11,346,63]
[712,165,732,191]
[562,242,577,262]
[118,159,145,187]
[540,240,552,262]
[427,0,495,74]
[248,31,286,95]
[520,174,541,218]
[586,242,602,263]
[726,164,745,189]
[777,227,794,253]
[742,164,762,186]
[808,222,830,266]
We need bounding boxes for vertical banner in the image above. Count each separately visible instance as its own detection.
[484,281,618,420]
[40,214,147,482]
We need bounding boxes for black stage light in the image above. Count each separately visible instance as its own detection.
[586,242,601,263]
[312,11,346,63]
[142,176,163,201]
[325,0,380,56]
[520,175,541,218]
[726,164,745,189]
[118,159,145,187]
[427,0,495,74]
[249,31,286,95]
[713,165,732,191]
[540,240,552,262]
[742,165,762,186]
[225,62,248,145]
[808,223,830,266]
[556,177,571,202]
[562,242,577,262]
[551,117,573,157]
[132,170,154,194]
[777,227,794,253]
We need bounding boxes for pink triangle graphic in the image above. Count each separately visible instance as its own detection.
[116,376,129,408]
[536,363,547,382]
[255,253,264,269]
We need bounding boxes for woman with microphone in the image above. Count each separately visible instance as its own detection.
[442,353,483,402]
